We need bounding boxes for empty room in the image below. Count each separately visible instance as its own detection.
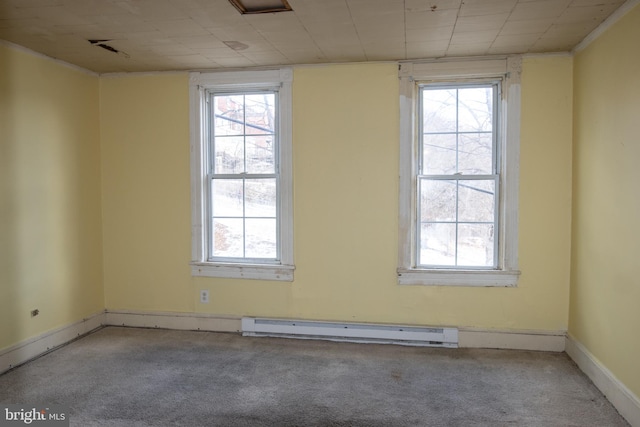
[1,0,639,425]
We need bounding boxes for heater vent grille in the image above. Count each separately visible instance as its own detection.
[241,318,458,348]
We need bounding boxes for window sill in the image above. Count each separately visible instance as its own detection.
[191,262,294,282]
[397,268,520,287]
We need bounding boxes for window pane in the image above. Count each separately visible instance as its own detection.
[458,180,495,222]
[458,133,493,174]
[423,89,457,133]
[212,179,243,217]
[245,219,277,258]
[246,135,275,174]
[213,218,243,257]
[421,179,456,222]
[415,82,500,270]
[245,94,275,135]
[457,87,493,132]
[458,224,494,267]
[423,133,456,175]
[420,223,456,266]
[245,179,276,217]
[214,136,244,174]
[214,95,244,136]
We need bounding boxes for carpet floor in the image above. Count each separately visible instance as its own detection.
[0,326,629,426]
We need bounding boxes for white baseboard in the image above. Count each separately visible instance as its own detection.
[106,312,566,352]
[566,335,640,427]
[0,310,241,376]
[105,310,241,333]
[459,328,566,352]
[0,311,105,375]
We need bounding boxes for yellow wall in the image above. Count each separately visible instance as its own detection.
[100,74,193,312]
[570,5,640,397]
[100,58,574,332]
[0,43,103,350]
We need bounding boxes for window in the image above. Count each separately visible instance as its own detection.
[190,69,294,281]
[397,58,521,286]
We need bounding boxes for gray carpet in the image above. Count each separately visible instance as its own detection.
[0,326,629,426]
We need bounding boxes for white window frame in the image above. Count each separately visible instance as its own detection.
[189,68,294,281]
[397,57,522,287]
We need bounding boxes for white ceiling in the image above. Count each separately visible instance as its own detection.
[0,0,627,74]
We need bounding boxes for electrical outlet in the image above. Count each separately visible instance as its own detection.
[200,290,209,304]
[31,309,39,317]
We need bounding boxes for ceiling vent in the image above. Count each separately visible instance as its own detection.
[228,0,292,14]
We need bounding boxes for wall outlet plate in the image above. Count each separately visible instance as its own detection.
[200,290,209,303]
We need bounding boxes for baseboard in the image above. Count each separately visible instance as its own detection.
[565,334,640,426]
[459,328,566,352]
[104,312,564,351]
[0,311,105,375]
[0,310,566,377]
[104,310,242,333]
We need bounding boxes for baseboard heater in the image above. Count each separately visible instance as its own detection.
[241,318,458,348]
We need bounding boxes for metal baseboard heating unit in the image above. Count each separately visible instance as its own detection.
[241,318,458,348]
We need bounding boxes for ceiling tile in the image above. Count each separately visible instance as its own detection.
[509,0,573,21]
[406,27,454,43]
[454,14,510,32]
[207,25,264,41]
[173,35,226,49]
[404,0,463,12]
[114,0,188,21]
[405,9,459,29]
[209,56,256,67]
[276,47,327,63]
[446,41,491,56]
[450,29,499,44]
[62,0,124,17]
[489,33,541,52]
[499,18,554,35]
[406,40,449,58]
[152,19,209,37]
[458,0,517,17]
[568,0,624,6]
[88,14,156,33]
[556,3,621,24]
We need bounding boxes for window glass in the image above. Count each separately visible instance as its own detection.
[210,92,278,261]
[418,84,498,268]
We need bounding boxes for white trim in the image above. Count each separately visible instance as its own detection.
[397,56,521,286]
[398,269,519,286]
[105,310,241,332]
[189,68,294,281]
[566,334,640,426]
[574,0,640,53]
[0,40,98,77]
[190,262,294,281]
[459,328,565,352]
[0,311,105,375]
[400,58,508,80]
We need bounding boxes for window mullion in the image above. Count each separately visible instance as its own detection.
[455,88,460,267]
[242,177,246,258]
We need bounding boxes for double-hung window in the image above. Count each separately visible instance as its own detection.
[190,69,294,281]
[398,58,521,286]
